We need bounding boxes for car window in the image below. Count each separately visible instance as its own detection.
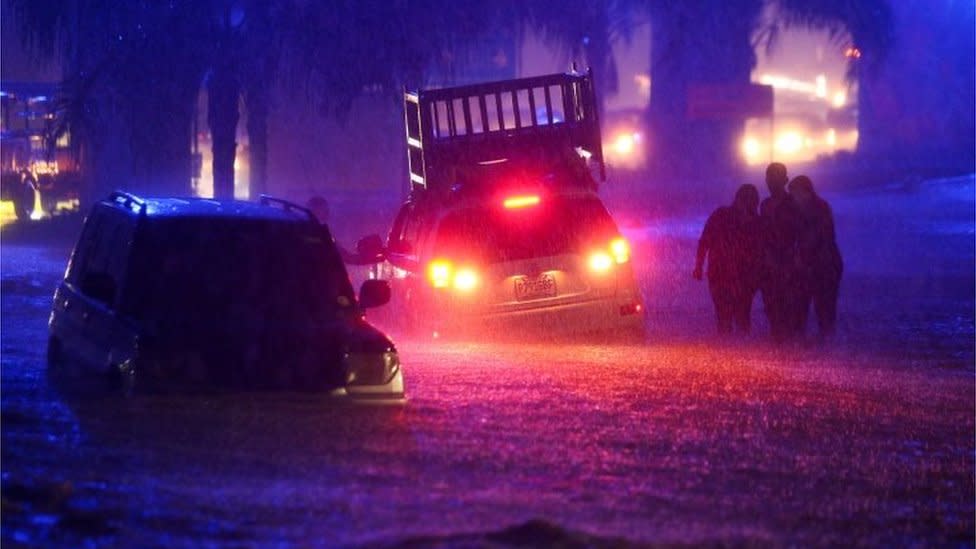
[389,203,422,255]
[103,214,135,292]
[434,195,618,263]
[401,208,425,252]
[65,208,105,285]
[124,218,355,326]
[68,206,132,308]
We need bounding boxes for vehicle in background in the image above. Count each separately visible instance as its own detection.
[740,111,858,166]
[1,83,82,220]
[602,108,646,171]
[358,70,644,339]
[48,192,403,399]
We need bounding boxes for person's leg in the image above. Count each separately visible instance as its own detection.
[761,273,785,341]
[710,277,733,335]
[790,279,810,340]
[767,280,791,342]
[733,286,755,335]
[814,279,840,338]
[761,284,776,335]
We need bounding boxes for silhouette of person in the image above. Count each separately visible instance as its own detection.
[306,194,361,264]
[788,175,843,340]
[759,162,801,343]
[306,195,330,224]
[694,184,762,335]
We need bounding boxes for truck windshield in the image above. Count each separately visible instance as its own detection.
[434,194,618,263]
[126,218,355,326]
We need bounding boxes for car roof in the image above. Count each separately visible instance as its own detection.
[102,196,312,223]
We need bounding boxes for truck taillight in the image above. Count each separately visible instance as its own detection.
[428,260,480,292]
[453,267,479,292]
[503,195,540,209]
[589,237,630,273]
[588,251,613,273]
[610,237,630,264]
[428,259,452,288]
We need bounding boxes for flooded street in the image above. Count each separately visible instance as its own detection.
[2,177,973,547]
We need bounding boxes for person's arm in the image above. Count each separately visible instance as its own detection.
[821,202,837,243]
[694,211,717,280]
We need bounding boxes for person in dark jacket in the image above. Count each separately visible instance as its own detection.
[694,184,762,335]
[788,175,843,340]
[759,162,801,342]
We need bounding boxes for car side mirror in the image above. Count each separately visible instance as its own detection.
[359,279,391,309]
[356,234,385,262]
[81,271,116,306]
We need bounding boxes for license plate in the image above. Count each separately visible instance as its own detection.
[514,273,557,301]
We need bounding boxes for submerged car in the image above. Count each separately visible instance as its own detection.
[47,191,403,398]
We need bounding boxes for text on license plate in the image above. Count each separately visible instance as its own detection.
[514,273,557,301]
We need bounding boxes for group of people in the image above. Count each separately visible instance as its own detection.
[694,162,843,342]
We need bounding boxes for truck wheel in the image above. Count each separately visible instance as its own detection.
[13,184,34,221]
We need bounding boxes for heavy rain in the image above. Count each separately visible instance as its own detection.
[1,1,973,547]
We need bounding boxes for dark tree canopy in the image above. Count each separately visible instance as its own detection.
[10,0,967,197]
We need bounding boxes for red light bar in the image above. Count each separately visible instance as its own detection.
[503,195,540,209]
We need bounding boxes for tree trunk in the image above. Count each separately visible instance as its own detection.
[133,89,197,196]
[585,16,613,122]
[120,58,201,198]
[245,86,269,198]
[646,1,762,181]
[208,63,240,199]
[854,1,975,174]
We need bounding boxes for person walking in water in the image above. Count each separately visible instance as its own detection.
[759,162,801,343]
[694,184,763,335]
[788,175,843,341]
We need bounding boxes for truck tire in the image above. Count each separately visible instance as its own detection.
[13,183,34,221]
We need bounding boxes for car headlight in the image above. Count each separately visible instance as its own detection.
[344,350,400,386]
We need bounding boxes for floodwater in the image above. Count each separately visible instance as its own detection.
[1,175,973,547]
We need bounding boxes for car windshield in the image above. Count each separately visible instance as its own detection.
[126,218,355,326]
[434,194,618,263]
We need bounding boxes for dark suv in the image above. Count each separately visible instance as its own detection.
[47,191,403,398]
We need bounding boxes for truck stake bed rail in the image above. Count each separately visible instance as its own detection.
[404,69,605,193]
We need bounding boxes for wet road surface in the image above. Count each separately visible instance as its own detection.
[1,177,973,547]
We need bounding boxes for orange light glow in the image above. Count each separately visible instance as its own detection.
[503,195,540,209]
[610,237,630,264]
[611,133,638,156]
[428,260,452,288]
[453,268,479,292]
[589,251,613,273]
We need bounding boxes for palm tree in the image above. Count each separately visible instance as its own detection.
[644,0,765,179]
[204,1,245,199]
[771,0,973,171]
[763,0,893,159]
[519,0,639,119]
[239,0,282,198]
[10,0,209,201]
